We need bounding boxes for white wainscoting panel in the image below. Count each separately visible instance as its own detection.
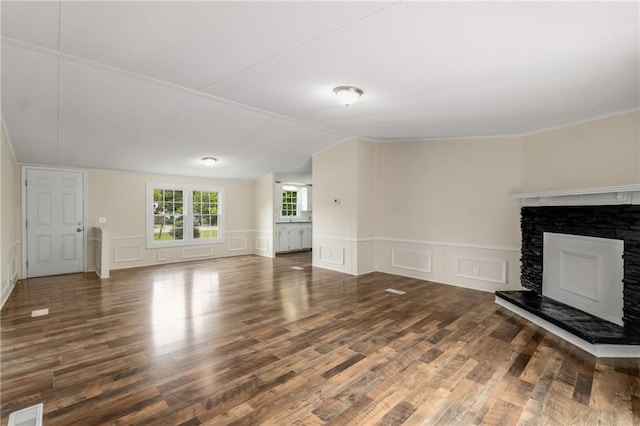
[1,241,20,308]
[356,240,375,275]
[114,244,143,263]
[157,250,168,263]
[182,246,214,259]
[227,236,247,252]
[7,245,18,285]
[319,245,345,265]
[256,237,269,253]
[0,266,5,308]
[391,248,432,273]
[456,257,507,284]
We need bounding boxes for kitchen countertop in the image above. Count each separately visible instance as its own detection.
[276,221,312,224]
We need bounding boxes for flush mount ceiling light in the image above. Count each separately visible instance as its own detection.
[201,157,218,167]
[333,86,363,106]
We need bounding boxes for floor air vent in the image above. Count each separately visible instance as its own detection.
[8,403,43,426]
[386,288,406,295]
[31,308,49,318]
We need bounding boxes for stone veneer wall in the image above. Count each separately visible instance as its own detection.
[521,205,640,328]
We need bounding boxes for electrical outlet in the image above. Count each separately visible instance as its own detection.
[473,266,480,275]
[98,217,107,223]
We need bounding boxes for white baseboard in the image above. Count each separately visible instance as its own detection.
[1,278,17,309]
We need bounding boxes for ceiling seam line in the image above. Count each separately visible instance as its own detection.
[196,1,402,91]
[0,112,19,163]
[57,0,62,51]
[1,36,349,140]
[131,95,196,171]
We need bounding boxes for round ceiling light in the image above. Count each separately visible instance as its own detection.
[333,86,363,106]
[201,157,218,167]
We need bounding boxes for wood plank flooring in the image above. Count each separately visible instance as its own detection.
[1,252,639,425]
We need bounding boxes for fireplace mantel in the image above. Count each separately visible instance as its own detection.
[511,184,640,207]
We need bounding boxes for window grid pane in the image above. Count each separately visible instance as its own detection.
[281,190,297,216]
[193,191,219,239]
[153,189,184,241]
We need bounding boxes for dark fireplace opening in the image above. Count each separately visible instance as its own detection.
[496,205,640,345]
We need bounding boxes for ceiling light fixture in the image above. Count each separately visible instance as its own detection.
[333,86,363,106]
[201,157,218,167]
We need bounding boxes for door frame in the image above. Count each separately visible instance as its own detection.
[21,165,88,278]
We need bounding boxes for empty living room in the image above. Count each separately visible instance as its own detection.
[1,1,639,425]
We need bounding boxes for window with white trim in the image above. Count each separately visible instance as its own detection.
[279,184,311,219]
[281,189,298,217]
[147,183,224,247]
[192,190,219,240]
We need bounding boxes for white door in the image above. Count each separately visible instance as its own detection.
[26,168,85,278]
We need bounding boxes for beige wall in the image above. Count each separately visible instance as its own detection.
[312,139,365,274]
[374,136,523,248]
[253,173,275,257]
[311,110,639,291]
[312,139,359,240]
[87,169,255,271]
[355,139,376,274]
[1,122,22,307]
[372,136,524,291]
[522,111,640,192]
[311,136,524,283]
[3,110,637,301]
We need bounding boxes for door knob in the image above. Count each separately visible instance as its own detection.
[77,228,82,232]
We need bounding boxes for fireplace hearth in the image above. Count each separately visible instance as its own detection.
[495,290,640,345]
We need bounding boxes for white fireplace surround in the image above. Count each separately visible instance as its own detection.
[543,232,624,326]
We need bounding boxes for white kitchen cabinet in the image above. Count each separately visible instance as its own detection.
[278,225,291,252]
[277,223,312,253]
[289,228,303,251]
[301,225,312,249]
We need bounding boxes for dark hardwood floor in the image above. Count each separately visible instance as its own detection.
[1,252,639,425]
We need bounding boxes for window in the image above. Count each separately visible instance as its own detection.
[281,189,298,217]
[147,183,224,247]
[279,184,311,219]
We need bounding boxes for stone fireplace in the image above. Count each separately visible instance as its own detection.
[495,185,640,357]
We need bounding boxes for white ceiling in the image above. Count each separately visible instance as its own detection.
[2,1,639,181]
